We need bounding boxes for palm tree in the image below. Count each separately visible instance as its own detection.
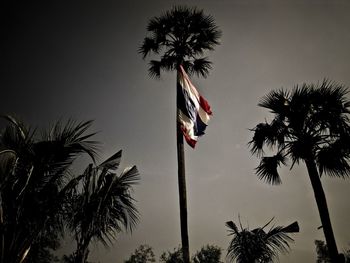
[139,6,221,263]
[0,116,98,263]
[226,218,299,263]
[249,80,350,262]
[67,150,139,263]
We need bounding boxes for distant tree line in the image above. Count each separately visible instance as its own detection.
[124,244,223,263]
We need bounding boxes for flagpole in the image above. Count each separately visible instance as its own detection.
[176,68,190,263]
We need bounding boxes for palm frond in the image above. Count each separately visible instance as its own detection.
[317,140,350,178]
[191,57,212,78]
[1,115,30,142]
[281,221,299,233]
[0,150,17,189]
[98,150,122,171]
[44,119,99,163]
[148,60,162,78]
[256,153,286,185]
[265,222,298,258]
[249,122,281,156]
[225,221,239,235]
[139,37,160,59]
[258,89,290,115]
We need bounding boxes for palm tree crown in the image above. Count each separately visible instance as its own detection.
[226,218,299,263]
[139,6,221,78]
[249,80,350,184]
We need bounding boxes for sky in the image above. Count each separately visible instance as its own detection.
[1,0,350,262]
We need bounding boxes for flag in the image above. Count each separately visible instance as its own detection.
[177,65,212,148]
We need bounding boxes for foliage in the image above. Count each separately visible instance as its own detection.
[315,240,331,263]
[124,244,156,263]
[0,116,98,263]
[139,5,221,78]
[226,218,299,263]
[67,150,139,263]
[61,254,76,263]
[192,245,222,263]
[159,245,223,263]
[315,240,350,263]
[25,228,60,263]
[160,247,183,263]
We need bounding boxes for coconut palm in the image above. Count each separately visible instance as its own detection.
[140,6,221,263]
[249,80,350,262]
[0,116,98,263]
[67,150,139,263]
[226,218,299,263]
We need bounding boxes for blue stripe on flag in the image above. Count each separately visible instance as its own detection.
[194,114,207,136]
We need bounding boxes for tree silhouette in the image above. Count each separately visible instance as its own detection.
[0,116,98,263]
[160,247,184,263]
[140,6,221,263]
[226,218,299,263]
[25,228,60,263]
[315,240,332,263]
[67,151,139,263]
[192,245,223,263]
[315,240,349,263]
[124,244,156,263]
[249,80,350,262]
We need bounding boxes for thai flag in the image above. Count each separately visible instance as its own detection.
[177,65,212,148]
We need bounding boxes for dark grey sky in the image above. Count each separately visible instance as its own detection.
[1,0,350,262]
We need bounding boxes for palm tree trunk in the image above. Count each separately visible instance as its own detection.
[176,70,190,263]
[305,159,340,262]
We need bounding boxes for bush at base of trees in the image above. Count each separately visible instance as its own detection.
[124,244,223,263]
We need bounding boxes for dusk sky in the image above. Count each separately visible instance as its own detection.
[1,0,350,262]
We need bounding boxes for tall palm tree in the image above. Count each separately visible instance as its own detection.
[249,80,350,262]
[0,116,98,263]
[139,6,221,263]
[226,218,299,263]
[67,150,139,263]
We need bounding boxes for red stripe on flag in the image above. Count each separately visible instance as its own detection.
[181,127,197,148]
[199,95,212,115]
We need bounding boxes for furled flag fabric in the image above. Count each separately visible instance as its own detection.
[177,65,212,148]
